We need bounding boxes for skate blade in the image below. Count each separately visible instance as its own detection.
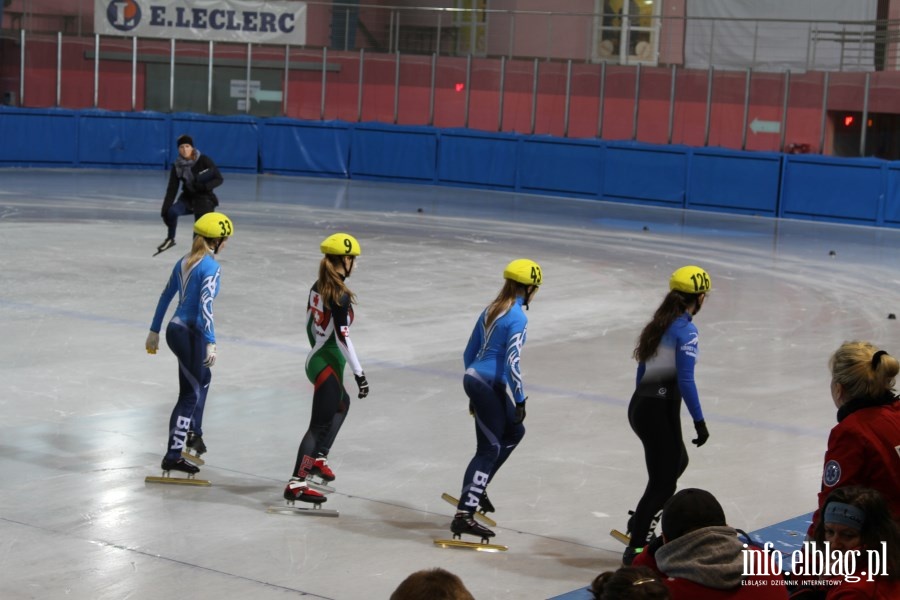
[433,538,507,552]
[145,475,211,486]
[441,493,497,527]
[307,479,335,494]
[181,450,206,466]
[267,504,338,517]
[610,529,630,545]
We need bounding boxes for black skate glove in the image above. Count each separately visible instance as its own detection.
[692,419,709,447]
[355,372,369,399]
[469,400,475,416]
[514,399,527,424]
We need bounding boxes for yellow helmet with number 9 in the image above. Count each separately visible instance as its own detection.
[504,259,543,287]
[321,233,361,256]
[194,212,234,239]
[669,265,711,294]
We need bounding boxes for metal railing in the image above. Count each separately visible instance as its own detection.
[2,3,898,157]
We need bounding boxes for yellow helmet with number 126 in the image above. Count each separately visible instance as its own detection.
[670,265,711,294]
[321,233,361,256]
[193,212,234,239]
[504,259,543,286]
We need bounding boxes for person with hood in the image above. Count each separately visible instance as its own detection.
[633,488,788,599]
[156,134,224,255]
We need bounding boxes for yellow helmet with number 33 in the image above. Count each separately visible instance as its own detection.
[193,212,234,239]
[669,265,711,294]
[320,233,361,256]
[503,259,543,287]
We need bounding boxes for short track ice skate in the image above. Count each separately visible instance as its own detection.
[434,513,506,552]
[433,538,508,552]
[441,493,497,527]
[145,458,210,486]
[610,529,630,545]
[181,432,207,465]
[611,509,661,546]
[306,478,335,494]
[153,238,176,256]
[267,502,339,517]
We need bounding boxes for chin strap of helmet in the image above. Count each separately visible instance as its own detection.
[523,285,537,311]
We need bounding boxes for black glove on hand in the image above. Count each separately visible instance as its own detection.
[514,399,527,424]
[355,372,369,399]
[692,419,709,447]
[469,400,475,416]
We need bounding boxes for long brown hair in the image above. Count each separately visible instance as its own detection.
[633,290,698,362]
[317,255,356,307]
[485,279,530,327]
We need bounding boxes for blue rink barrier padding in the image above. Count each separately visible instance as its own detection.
[781,155,885,224]
[4,107,900,228]
[688,149,782,217]
[602,143,688,208]
[546,512,815,600]
[78,110,169,169]
[169,113,259,173]
[519,137,603,199]
[349,122,438,183]
[0,107,79,167]
[884,164,900,225]
[437,129,519,190]
[260,119,351,177]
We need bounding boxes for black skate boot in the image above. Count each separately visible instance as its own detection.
[161,457,199,475]
[154,238,175,256]
[479,492,495,514]
[186,432,207,455]
[451,512,495,542]
[182,432,208,465]
[622,545,640,566]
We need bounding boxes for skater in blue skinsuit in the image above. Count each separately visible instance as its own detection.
[145,212,233,475]
[451,259,542,541]
[622,265,711,565]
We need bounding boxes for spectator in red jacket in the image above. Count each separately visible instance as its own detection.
[809,342,900,537]
[633,488,789,599]
[791,486,900,599]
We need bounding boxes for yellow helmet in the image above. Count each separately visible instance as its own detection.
[504,259,543,286]
[320,233,361,256]
[193,212,234,239]
[669,265,711,294]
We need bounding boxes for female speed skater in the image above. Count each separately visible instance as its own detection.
[283,233,369,504]
[451,259,542,540]
[622,265,711,565]
[145,212,234,475]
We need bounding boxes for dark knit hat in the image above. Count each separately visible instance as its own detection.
[661,488,727,540]
[176,134,194,147]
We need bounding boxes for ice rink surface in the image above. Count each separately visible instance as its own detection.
[1,169,899,599]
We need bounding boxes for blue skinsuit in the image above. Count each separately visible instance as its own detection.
[150,252,221,461]
[627,312,703,547]
[456,296,528,513]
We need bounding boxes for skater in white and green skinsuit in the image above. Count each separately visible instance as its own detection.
[283,233,369,504]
